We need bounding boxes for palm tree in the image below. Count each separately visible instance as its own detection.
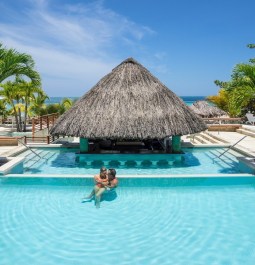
[210,44,255,116]
[45,98,74,115]
[230,63,255,114]
[247,43,255,63]
[0,43,41,85]
[29,92,49,116]
[0,78,48,131]
[59,98,74,114]
[207,89,229,112]
[17,80,46,131]
[210,63,255,116]
[0,98,8,118]
[0,80,22,130]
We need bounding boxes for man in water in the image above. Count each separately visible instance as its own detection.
[106,168,118,190]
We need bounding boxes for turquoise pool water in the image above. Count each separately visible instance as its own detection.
[18,147,244,175]
[0,131,32,137]
[1,177,255,265]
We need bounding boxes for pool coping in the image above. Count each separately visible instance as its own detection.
[3,142,255,159]
[0,157,25,175]
[3,173,255,178]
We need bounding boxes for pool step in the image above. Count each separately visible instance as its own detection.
[78,159,181,167]
[209,149,239,162]
[187,132,228,145]
[241,125,255,133]
[203,131,230,144]
[24,150,56,169]
[236,128,255,138]
[204,149,238,168]
[186,134,207,144]
[199,132,223,144]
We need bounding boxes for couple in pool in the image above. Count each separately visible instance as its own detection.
[82,167,118,208]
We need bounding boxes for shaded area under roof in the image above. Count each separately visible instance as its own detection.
[50,58,207,140]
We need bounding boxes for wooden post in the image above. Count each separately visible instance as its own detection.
[172,135,181,153]
[80,138,89,153]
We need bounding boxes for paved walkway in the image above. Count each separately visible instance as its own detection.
[206,130,255,157]
[0,146,21,156]
[0,125,23,156]
[0,124,15,133]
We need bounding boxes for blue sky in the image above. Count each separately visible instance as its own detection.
[0,0,254,97]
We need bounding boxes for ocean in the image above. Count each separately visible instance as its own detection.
[46,96,206,106]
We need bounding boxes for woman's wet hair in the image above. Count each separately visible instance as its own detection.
[108,168,116,180]
[100,167,107,179]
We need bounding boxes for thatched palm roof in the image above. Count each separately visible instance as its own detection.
[190,100,227,118]
[50,58,207,140]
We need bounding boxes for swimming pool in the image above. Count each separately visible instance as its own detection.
[0,131,32,137]
[16,147,247,175]
[1,177,255,265]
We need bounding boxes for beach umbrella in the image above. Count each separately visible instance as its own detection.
[50,58,207,140]
[190,100,227,118]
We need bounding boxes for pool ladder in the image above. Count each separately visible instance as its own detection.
[213,135,247,163]
[17,138,45,160]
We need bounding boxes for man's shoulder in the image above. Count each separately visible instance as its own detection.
[112,178,118,185]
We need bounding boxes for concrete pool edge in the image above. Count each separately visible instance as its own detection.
[0,157,25,175]
[3,173,255,178]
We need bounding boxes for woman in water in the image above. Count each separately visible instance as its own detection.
[82,167,108,202]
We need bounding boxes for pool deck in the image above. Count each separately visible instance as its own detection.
[208,130,255,157]
[5,173,254,178]
[1,125,255,157]
[1,124,255,177]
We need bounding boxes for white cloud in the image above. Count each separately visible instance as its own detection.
[1,36,114,95]
[0,0,157,96]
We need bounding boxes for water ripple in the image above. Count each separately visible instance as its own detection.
[1,184,255,264]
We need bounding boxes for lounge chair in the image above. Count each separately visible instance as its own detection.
[245,112,255,125]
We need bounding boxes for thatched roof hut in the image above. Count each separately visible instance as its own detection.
[190,100,227,118]
[50,58,207,140]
